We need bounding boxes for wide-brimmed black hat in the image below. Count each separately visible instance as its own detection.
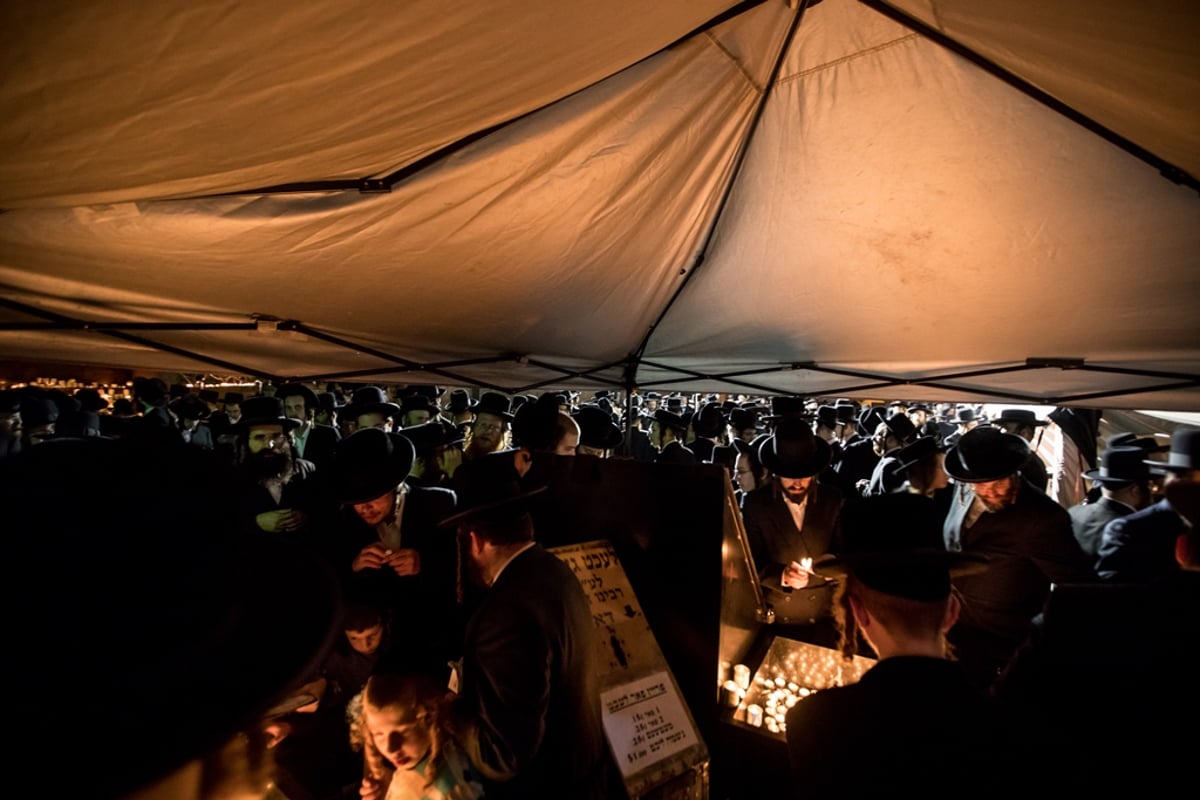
[1084,446,1153,485]
[401,418,465,453]
[814,493,988,600]
[1146,427,1200,474]
[943,426,1031,482]
[333,428,416,504]
[757,415,831,479]
[692,401,727,439]
[574,404,624,450]
[400,393,441,417]
[1105,432,1168,453]
[856,406,887,437]
[952,406,984,424]
[762,395,808,421]
[992,408,1047,428]
[276,382,320,411]
[236,395,302,432]
[883,412,918,445]
[172,394,211,422]
[447,388,472,414]
[812,405,837,431]
[221,390,245,405]
[5,437,341,798]
[729,407,761,432]
[342,385,401,423]
[316,390,342,414]
[439,454,547,528]
[653,408,689,436]
[893,435,945,472]
[470,391,514,420]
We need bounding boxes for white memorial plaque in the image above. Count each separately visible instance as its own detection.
[601,670,697,778]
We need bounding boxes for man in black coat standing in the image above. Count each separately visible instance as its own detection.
[445,459,612,800]
[742,415,845,639]
[942,426,1095,689]
[1067,445,1153,561]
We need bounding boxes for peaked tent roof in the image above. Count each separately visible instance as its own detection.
[1,0,1197,409]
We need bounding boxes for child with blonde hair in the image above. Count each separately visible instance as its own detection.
[354,672,484,800]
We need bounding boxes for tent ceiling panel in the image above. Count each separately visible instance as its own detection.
[0,0,1196,411]
[0,0,741,208]
[644,0,1200,408]
[882,0,1200,181]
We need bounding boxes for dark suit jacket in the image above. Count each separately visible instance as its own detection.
[834,436,879,488]
[656,439,696,464]
[1094,498,1186,582]
[742,481,844,624]
[333,486,459,665]
[460,544,609,800]
[787,657,1029,797]
[943,480,1095,685]
[1067,496,1135,562]
[298,422,340,472]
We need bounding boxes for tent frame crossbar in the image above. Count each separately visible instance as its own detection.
[3,298,1197,403]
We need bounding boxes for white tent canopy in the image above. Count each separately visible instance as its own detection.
[1,0,1198,408]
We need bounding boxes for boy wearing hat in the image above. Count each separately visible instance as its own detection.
[942,426,1095,689]
[1095,426,1200,582]
[785,494,1026,795]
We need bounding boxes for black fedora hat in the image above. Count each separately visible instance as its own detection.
[5,436,341,798]
[757,415,831,479]
[653,408,689,436]
[439,454,547,529]
[857,406,887,436]
[814,405,838,430]
[236,395,302,432]
[1084,446,1153,485]
[892,435,945,472]
[729,407,760,432]
[316,390,342,413]
[763,395,807,421]
[276,382,320,411]
[992,408,1048,428]
[943,426,1031,483]
[692,401,727,439]
[1145,427,1200,474]
[172,394,211,422]
[470,391,514,420]
[400,393,441,416]
[333,428,416,504]
[814,493,988,601]
[574,404,624,450]
[401,418,465,453]
[952,406,984,424]
[342,385,401,423]
[883,412,918,445]
[221,390,245,405]
[447,388,472,414]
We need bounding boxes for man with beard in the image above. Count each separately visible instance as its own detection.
[742,415,845,643]
[234,396,324,546]
[277,382,341,471]
[463,392,513,461]
[942,426,1095,690]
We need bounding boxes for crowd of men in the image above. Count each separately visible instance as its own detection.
[2,377,1196,798]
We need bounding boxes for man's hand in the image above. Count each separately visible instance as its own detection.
[384,547,421,577]
[782,560,812,590]
[256,508,308,533]
[352,542,390,572]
